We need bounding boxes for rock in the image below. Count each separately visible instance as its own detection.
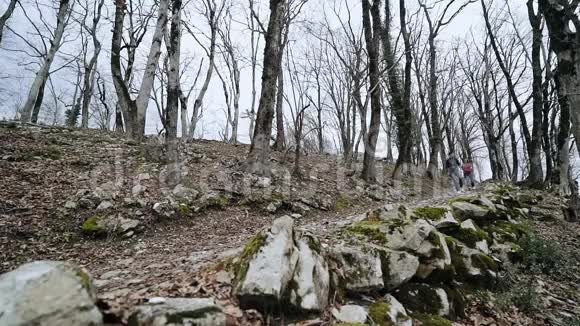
[381,250,420,290]
[266,201,282,213]
[132,184,146,196]
[451,201,491,221]
[445,237,498,287]
[215,271,233,284]
[0,261,103,326]
[394,283,450,317]
[291,201,311,215]
[82,215,141,236]
[235,216,298,309]
[100,270,123,280]
[138,173,151,181]
[288,233,330,312]
[172,184,199,200]
[331,305,368,324]
[96,200,113,211]
[253,177,271,188]
[433,211,459,229]
[367,185,386,201]
[386,219,435,252]
[64,200,77,210]
[368,295,412,326]
[290,213,302,219]
[329,246,384,292]
[128,298,225,326]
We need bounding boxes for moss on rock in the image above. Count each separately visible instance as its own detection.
[413,207,449,221]
[346,221,388,244]
[81,215,106,235]
[368,300,393,326]
[443,226,491,248]
[411,313,452,326]
[233,232,267,285]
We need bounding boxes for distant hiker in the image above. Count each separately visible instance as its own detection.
[463,160,476,189]
[446,152,462,192]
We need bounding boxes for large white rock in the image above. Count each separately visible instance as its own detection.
[330,246,384,292]
[236,216,298,307]
[451,201,490,220]
[289,233,330,312]
[0,261,103,326]
[382,250,420,290]
[387,219,435,252]
[332,305,368,324]
[128,298,225,326]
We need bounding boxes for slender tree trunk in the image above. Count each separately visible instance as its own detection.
[111,0,168,139]
[540,0,580,158]
[81,0,104,129]
[179,88,188,138]
[166,0,181,153]
[273,25,289,151]
[188,6,218,140]
[360,0,382,183]
[243,0,286,176]
[21,0,70,123]
[0,0,17,44]
[385,0,413,179]
[526,0,545,187]
[30,77,47,124]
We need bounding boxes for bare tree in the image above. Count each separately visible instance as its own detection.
[185,0,224,140]
[0,0,17,44]
[78,0,105,128]
[217,6,241,144]
[360,0,382,183]
[383,0,414,178]
[243,0,287,176]
[419,0,475,178]
[111,0,169,139]
[20,0,72,123]
[166,0,181,161]
[481,0,544,187]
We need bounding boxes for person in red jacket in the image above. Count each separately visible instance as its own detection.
[463,160,476,189]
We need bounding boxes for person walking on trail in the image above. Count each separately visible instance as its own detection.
[446,152,462,192]
[463,160,476,189]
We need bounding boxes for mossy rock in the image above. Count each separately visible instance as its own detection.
[483,221,531,243]
[368,300,393,326]
[335,196,352,211]
[413,207,450,221]
[442,225,491,249]
[394,283,447,317]
[81,215,106,235]
[232,232,267,286]
[345,221,389,245]
[411,313,452,326]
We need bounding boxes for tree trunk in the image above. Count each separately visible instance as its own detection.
[0,0,18,44]
[111,0,168,139]
[243,0,286,176]
[179,88,188,138]
[360,0,382,183]
[526,0,545,188]
[21,0,70,123]
[166,0,181,155]
[81,0,104,129]
[30,77,47,124]
[386,0,414,179]
[540,0,580,158]
[273,27,288,151]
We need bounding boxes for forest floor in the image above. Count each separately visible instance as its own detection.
[0,124,579,325]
